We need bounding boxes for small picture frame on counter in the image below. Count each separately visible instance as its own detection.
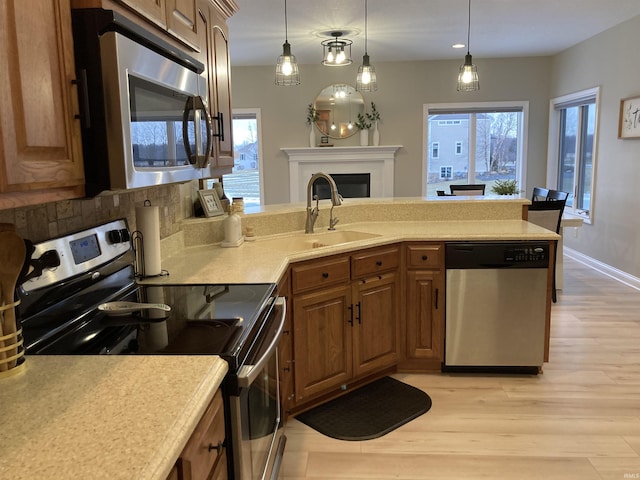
[198,189,225,217]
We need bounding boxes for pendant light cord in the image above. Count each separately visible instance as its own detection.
[284,0,289,42]
[364,0,368,54]
[466,0,471,55]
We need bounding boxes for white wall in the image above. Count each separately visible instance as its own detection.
[550,15,640,277]
[231,56,552,205]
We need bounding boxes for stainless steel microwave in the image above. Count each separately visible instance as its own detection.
[71,9,212,196]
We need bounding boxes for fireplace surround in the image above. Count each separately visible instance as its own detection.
[282,146,401,202]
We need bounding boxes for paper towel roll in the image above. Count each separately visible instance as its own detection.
[136,203,162,276]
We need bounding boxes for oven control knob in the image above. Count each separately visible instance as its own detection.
[107,229,123,244]
[119,229,131,242]
[107,229,131,244]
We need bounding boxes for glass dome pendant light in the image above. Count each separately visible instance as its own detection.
[275,0,300,86]
[356,0,377,92]
[457,0,479,91]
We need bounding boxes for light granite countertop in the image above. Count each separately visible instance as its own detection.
[150,218,559,285]
[0,355,228,480]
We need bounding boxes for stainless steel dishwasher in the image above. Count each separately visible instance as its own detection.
[444,242,550,373]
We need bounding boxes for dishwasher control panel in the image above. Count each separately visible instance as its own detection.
[446,242,550,269]
[505,245,548,263]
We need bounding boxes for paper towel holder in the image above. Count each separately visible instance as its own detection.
[132,230,169,279]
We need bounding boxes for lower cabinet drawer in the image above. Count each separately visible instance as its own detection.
[292,256,350,293]
[177,389,226,480]
[406,244,443,268]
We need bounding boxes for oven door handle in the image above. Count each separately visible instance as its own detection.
[237,297,286,389]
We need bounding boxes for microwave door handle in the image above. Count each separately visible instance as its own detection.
[202,99,213,166]
[236,297,286,389]
[182,96,196,165]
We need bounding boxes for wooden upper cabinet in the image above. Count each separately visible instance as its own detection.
[201,1,234,170]
[119,0,167,28]
[165,0,199,49]
[0,0,85,209]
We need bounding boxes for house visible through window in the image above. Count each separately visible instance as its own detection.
[424,102,528,197]
[548,87,599,222]
[221,109,263,208]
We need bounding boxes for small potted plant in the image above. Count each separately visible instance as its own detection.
[355,113,371,146]
[306,104,319,146]
[490,179,520,195]
[366,102,381,145]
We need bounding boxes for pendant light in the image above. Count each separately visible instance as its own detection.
[356,0,377,92]
[275,0,300,86]
[322,32,353,66]
[457,0,479,92]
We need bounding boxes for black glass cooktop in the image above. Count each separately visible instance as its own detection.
[24,281,277,371]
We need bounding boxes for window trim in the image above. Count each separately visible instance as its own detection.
[231,108,264,206]
[422,101,529,196]
[546,87,600,224]
[431,142,440,159]
[440,165,453,180]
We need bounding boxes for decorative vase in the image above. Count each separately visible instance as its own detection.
[359,128,369,146]
[372,121,380,146]
[309,124,316,147]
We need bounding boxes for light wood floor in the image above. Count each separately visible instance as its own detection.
[280,256,640,480]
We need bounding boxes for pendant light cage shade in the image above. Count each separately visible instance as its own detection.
[457,0,479,92]
[457,54,479,91]
[275,0,300,86]
[276,41,300,86]
[356,54,377,92]
[356,0,377,92]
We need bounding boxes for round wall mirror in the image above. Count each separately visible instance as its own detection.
[313,84,365,139]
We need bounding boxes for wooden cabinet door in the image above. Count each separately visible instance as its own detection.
[352,272,400,377]
[293,284,353,402]
[166,0,199,49]
[405,270,444,362]
[206,5,233,168]
[119,0,167,28]
[0,0,85,209]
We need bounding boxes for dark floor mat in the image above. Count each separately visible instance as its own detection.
[295,376,432,441]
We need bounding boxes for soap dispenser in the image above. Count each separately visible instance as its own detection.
[221,204,244,247]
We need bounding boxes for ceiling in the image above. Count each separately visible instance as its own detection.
[227,0,640,67]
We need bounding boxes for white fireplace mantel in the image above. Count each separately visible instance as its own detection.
[283,145,402,202]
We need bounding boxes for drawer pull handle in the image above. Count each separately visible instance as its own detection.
[322,272,329,278]
[208,441,224,453]
[376,260,382,266]
[422,255,428,261]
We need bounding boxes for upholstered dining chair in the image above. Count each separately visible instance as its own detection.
[527,198,567,303]
[449,184,486,195]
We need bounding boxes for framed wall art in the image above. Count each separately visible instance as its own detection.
[618,95,640,139]
[197,189,225,217]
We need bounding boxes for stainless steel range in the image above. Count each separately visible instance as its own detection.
[18,219,286,480]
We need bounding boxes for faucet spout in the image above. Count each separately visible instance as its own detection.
[305,172,342,233]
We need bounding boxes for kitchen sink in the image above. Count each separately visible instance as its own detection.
[255,230,381,252]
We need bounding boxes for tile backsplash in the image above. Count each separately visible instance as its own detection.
[0,182,196,243]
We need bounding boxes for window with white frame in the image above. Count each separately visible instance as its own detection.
[423,102,528,197]
[440,166,453,179]
[548,87,599,222]
[431,142,440,158]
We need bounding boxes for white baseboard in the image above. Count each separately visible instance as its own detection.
[564,247,640,292]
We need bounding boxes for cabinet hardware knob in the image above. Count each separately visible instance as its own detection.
[322,272,329,278]
[422,255,428,260]
[376,260,382,266]
[283,366,290,372]
[208,441,224,453]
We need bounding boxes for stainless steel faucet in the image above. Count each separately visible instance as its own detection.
[305,172,343,233]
